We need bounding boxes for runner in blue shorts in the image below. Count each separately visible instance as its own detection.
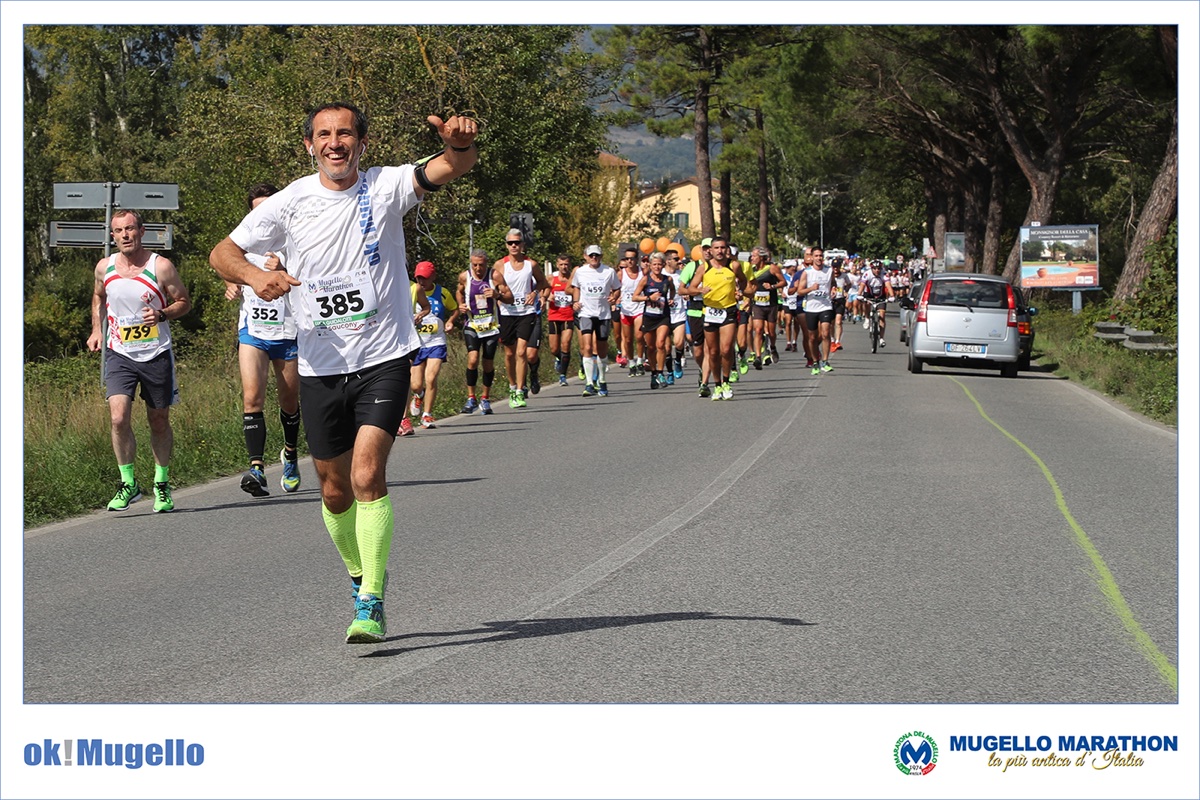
[223,183,304,498]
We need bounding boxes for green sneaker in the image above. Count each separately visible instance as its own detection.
[739,357,749,375]
[811,365,820,375]
[820,362,834,373]
[152,482,174,513]
[280,448,301,493]
[729,369,739,383]
[107,481,143,511]
[346,594,386,643]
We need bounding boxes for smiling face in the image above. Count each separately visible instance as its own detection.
[305,107,365,190]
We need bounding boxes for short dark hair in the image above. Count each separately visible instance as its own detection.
[710,235,728,246]
[247,183,279,211]
[556,254,572,262]
[305,102,368,141]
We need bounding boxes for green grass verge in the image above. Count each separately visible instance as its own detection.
[22,335,544,528]
[1031,309,1177,426]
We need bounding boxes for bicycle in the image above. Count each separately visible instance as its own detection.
[866,298,888,353]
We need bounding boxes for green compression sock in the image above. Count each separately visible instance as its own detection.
[356,496,394,598]
[119,463,136,486]
[323,502,362,578]
[154,463,170,484]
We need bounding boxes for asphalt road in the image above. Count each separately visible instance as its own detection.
[24,310,1179,704]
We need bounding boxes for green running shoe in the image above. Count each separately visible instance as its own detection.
[346,594,386,643]
[729,370,739,383]
[811,365,820,375]
[739,357,749,374]
[153,482,174,513]
[280,448,301,493]
[820,362,834,373]
[107,481,142,511]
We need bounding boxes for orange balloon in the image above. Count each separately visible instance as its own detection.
[656,236,671,253]
[668,242,686,258]
[691,244,704,261]
[639,237,656,255]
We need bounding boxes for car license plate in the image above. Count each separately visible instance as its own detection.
[946,343,986,354]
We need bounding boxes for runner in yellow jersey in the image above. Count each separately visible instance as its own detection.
[684,236,747,400]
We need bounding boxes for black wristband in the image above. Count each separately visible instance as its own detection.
[449,143,474,152]
[414,162,442,192]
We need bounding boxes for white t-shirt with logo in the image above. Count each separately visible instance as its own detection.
[571,264,620,319]
[230,167,423,377]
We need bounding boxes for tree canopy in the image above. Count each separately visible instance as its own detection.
[23,24,1176,361]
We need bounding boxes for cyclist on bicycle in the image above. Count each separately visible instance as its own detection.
[859,260,894,347]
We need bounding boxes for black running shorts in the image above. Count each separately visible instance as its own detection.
[299,354,412,460]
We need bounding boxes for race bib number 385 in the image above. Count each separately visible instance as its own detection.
[303,269,379,336]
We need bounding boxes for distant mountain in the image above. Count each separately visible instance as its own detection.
[607,126,705,185]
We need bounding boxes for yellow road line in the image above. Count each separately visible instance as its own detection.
[948,375,1178,692]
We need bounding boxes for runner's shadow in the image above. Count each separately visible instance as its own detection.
[364,611,815,657]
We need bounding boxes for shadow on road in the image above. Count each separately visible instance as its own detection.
[363,611,815,658]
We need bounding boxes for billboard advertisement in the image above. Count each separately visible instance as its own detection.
[944,232,966,269]
[1019,225,1100,288]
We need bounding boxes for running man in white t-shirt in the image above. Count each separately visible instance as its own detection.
[210,102,478,645]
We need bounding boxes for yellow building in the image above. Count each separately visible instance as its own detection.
[631,177,722,236]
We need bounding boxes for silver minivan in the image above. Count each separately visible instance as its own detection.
[902,272,1021,377]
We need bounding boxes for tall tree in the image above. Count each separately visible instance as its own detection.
[1114,26,1178,300]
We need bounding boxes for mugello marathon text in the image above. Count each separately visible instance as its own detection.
[950,735,1177,753]
[24,739,204,768]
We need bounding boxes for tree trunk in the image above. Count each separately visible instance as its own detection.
[1114,118,1177,300]
[694,29,716,238]
[981,164,1005,275]
[925,183,947,262]
[718,103,733,241]
[1002,163,1063,282]
[1114,27,1177,300]
[756,107,769,249]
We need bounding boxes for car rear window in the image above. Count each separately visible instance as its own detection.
[927,280,1007,309]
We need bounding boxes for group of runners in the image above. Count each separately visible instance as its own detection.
[93,99,915,647]
[385,239,912,428]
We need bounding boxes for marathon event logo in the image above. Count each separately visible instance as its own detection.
[23,739,204,769]
[950,733,1177,772]
[894,731,938,775]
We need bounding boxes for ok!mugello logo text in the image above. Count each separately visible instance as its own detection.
[23,739,204,769]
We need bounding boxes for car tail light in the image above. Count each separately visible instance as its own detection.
[1005,285,1018,328]
[1018,320,1032,335]
[916,279,932,323]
